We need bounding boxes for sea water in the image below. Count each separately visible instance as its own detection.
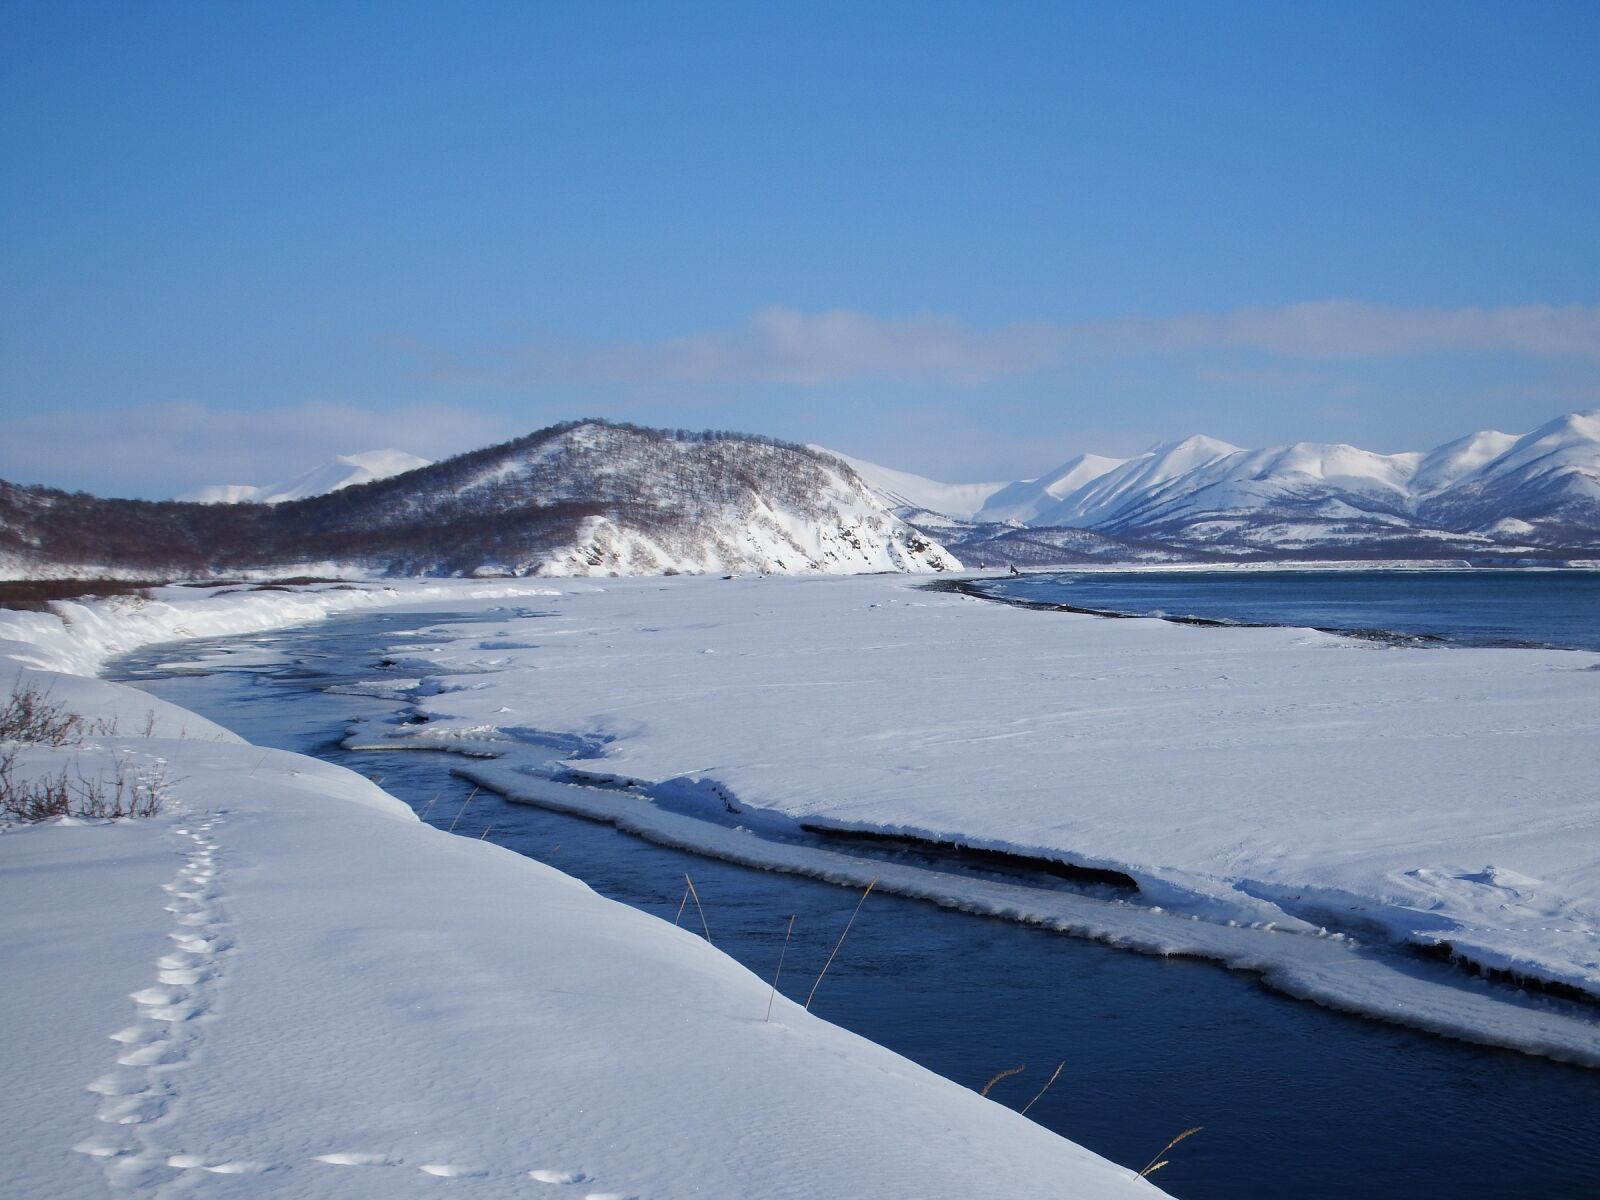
[977,568,1600,651]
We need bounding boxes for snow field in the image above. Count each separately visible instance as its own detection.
[0,584,1166,1198]
[328,573,1600,1062]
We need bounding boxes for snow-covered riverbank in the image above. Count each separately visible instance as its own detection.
[302,573,1600,1062]
[1,582,1165,1198]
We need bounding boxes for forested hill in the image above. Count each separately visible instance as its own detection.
[0,421,957,581]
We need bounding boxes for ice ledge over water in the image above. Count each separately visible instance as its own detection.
[339,572,1600,1062]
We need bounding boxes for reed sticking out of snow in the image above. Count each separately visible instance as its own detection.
[1139,1125,1203,1178]
[979,1065,1025,1098]
[765,914,796,1022]
[446,787,479,833]
[676,873,711,943]
[1019,1061,1064,1116]
[805,877,877,1011]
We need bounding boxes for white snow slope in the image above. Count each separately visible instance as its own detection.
[0,582,1164,1200]
[179,449,432,504]
[815,447,1010,520]
[977,454,1132,525]
[312,574,1600,1065]
[487,428,960,578]
[847,411,1600,548]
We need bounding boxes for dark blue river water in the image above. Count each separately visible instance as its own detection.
[108,610,1600,1200]
[976,569,1600,651]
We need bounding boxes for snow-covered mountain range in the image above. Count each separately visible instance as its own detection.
[179,449,432,504]
[0,422,956,580]
[6,413,1597,582]
[834,411,1600,558]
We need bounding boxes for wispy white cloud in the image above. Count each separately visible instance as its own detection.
[1135,301,1600,359]
[8,303,1596,497]
[1192,363,1370,399]
[0,400,516,498]
[426,301,1600,390]
[452,307,1065,388]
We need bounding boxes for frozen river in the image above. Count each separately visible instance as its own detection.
[110,608,1600,1200]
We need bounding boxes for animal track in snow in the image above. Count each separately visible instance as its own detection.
[314,1151,401,1166]
[79,809,643,1196]
[116,1040,188,1068]
[307,1155,628,1192]
[530,1168,590,1184]
[78,812,235,1187]
[86,1071,153,1096]
[74,1135,139,1158]
[96,1093,169,1126]
[166,1154,267,1174]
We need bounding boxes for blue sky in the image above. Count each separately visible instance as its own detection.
[3,0,1598,496]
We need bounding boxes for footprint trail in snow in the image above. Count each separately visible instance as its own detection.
[71,809,638,1195]
[73,812,251,1188]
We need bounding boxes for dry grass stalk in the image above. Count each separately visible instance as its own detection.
[683,873,712,943]
[419,792,441,820]
[1139,1125,1203,1178]
[0,682,87,745]
[1019,1060,1064,1115]
[804,877,878,1011]
[1,747,169,821]
[764,914,796,1022]
[478,825,493,840]
[2,682,173,822]
[446,786,479,833]
[979,1064,1025,1098]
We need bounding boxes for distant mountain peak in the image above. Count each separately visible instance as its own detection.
[870,411,1600,560]
[180,449,432,504]
[336,449,432,474]
[812,447,1009,521]
[1146,433,1243,459]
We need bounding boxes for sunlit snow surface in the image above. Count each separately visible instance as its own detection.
[0,584,1164,1198]
[178,448,432,504]
[324,574,1600,1064]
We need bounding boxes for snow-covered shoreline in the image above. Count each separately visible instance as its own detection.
[42,572,1591,1061]
[286,573,1600,1065]
[0,579,576,677]
[1,581,1166,1198]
